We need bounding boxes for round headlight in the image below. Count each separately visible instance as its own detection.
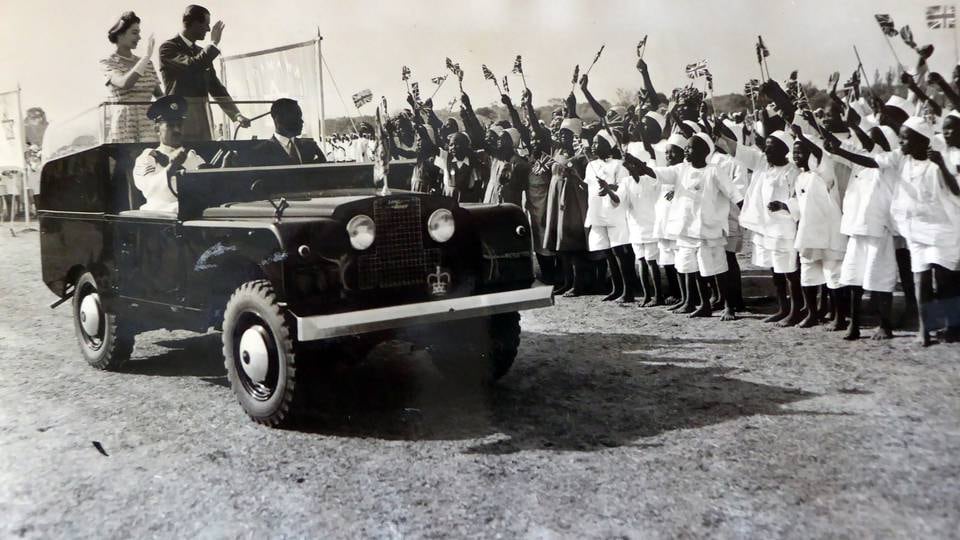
[346,214,375,250]
[427,208,455,243]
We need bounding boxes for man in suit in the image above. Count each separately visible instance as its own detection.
[159,5,249,141]
[247,98,326,166]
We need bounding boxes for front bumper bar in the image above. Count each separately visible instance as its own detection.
[293,285,554,342]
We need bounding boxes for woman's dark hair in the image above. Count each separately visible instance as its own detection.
[183,4,210,26]
[107,11,141,44]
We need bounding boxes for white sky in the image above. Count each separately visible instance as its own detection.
[1,0,958,123]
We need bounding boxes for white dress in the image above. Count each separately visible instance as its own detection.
[584,157,630,251]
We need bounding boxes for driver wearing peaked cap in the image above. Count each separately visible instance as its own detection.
[132,95,207,213]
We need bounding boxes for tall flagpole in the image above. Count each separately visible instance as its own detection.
[315,28,326,141]
[953,4,959,66]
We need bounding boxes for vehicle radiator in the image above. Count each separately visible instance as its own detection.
[358,197,440,290]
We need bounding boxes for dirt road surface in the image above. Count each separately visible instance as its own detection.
[1,228,959,538]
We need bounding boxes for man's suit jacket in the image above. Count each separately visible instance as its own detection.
[248,136,327,167]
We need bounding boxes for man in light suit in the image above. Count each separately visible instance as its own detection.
[248,98,327,166]
[159,4,249,141]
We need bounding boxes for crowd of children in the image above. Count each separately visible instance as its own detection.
[384,47,960,347]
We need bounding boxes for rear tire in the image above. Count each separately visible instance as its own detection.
[428,312,521,384]
[72,272,133,370]
[222,280,299,427]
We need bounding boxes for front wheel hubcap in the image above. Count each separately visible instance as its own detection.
[239,325,271,383]
[79,293,102,337]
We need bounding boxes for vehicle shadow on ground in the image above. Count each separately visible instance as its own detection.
[285,331,824,453]
[118,330,827,452]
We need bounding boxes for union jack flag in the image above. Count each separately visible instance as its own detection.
[512,55,523,74]
[637,35,648,58]
[431,75,446,85]
[401,65,411,81]
[875,14,899,36]
[743,79,760,99]
[571,64,580,85]
[351,88,373,108]
[685,60,709,79]
[482,64,496,81]
[926,4,956,29]
[502,76,510,94]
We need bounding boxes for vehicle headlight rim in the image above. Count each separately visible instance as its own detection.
[427,208,455,243]
[346,214,376,250]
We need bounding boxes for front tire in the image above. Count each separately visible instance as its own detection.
[72,272,133,370]
[222,280,299,427]
[428,312,521,384]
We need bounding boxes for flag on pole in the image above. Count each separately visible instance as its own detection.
[900,25,918,49]
[685,60,709,79]
[571,64,580,85]
[636,35,648,57]
[591,45,605,66]
[502,76,510,94]
[875,14,899,36]
[401,65,411,81]
[482,64,496,81]
[512,55,523,74]
[373,103,391,192]
[431,75,445,85]
[445,58,463,81]
[411,82,421,103]
[926,4,957,28]
[744,79,760,99]
[351,88,373,108]
[756,36,770,61]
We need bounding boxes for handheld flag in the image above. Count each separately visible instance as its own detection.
[926,5,956,29]
[373,103,391,194]
[584,44,605,75]
[685,60,709,79]
[900,25,918,49]
[875,14,899,36]
[482,64,496,81]
[502,76,510,95]
[431,75,445,85]
[756,36,770,59]
[351,89,373,108]
[637,35,648,58]
[571,64,580,85]
[401,65,411,81]
[512,55,523,74]
[411,82,421,103]
[445,57,463,81]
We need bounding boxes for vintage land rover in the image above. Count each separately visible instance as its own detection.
[38,103,553,426]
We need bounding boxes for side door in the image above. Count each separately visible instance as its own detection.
[114,214,185,307]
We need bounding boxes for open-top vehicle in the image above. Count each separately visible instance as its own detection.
[38,104,553,426]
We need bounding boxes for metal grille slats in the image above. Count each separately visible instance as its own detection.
[358,198,439,289]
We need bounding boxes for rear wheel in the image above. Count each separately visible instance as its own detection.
[428,312,521,384]
[222,280,299,427]
[72,272,133,370]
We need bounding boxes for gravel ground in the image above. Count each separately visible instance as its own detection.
[1,227,959,539]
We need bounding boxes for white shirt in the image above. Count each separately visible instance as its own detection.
[710,152,747,236]
[794,160,846,254]
[133,143,206,213]
[839,145,895,238]
[735,145,800,244]
[654,161,742,241]
[273,133,302,163]
[875,149,960,246]
[584,157,630,228]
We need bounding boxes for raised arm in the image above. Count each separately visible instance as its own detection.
[636,59,661,110]
[158,24,223,77]
[578,74,606,120]
[105,36,156,90]
[823,136,878,169]
[501,94,530,150]
[790,124,822,163]
[902,72,942,116]
[458,91,486,150]
[927,72,960,110]
[844,107,874,152]
[760,79,797,124]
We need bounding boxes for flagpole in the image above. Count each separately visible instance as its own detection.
[953,4,959,66]
[853,45,875,101]
[881,34,905,71]
[315,29,326,140]
[429,76,447,100]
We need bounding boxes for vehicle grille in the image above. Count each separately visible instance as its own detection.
[358,198,440,290]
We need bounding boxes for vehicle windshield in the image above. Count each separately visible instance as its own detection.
[41,99,284,163]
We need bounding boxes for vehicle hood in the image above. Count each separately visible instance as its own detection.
[201,189,432,219]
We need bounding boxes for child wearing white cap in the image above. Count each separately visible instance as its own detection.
[630,132,743,320]
[790,127,847,328]
[825,116,960,346]
[584,129,636,302]
[625,126,677,306]
[735,129,804,326]
[827,117,899,340]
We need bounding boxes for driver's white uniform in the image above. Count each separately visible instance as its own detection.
[132,144,206,212]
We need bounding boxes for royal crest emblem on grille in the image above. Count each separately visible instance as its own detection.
[427,265,451,296]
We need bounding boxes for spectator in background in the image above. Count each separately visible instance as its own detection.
[100,11,162,143]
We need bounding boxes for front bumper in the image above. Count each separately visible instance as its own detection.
[293,285,554,341]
